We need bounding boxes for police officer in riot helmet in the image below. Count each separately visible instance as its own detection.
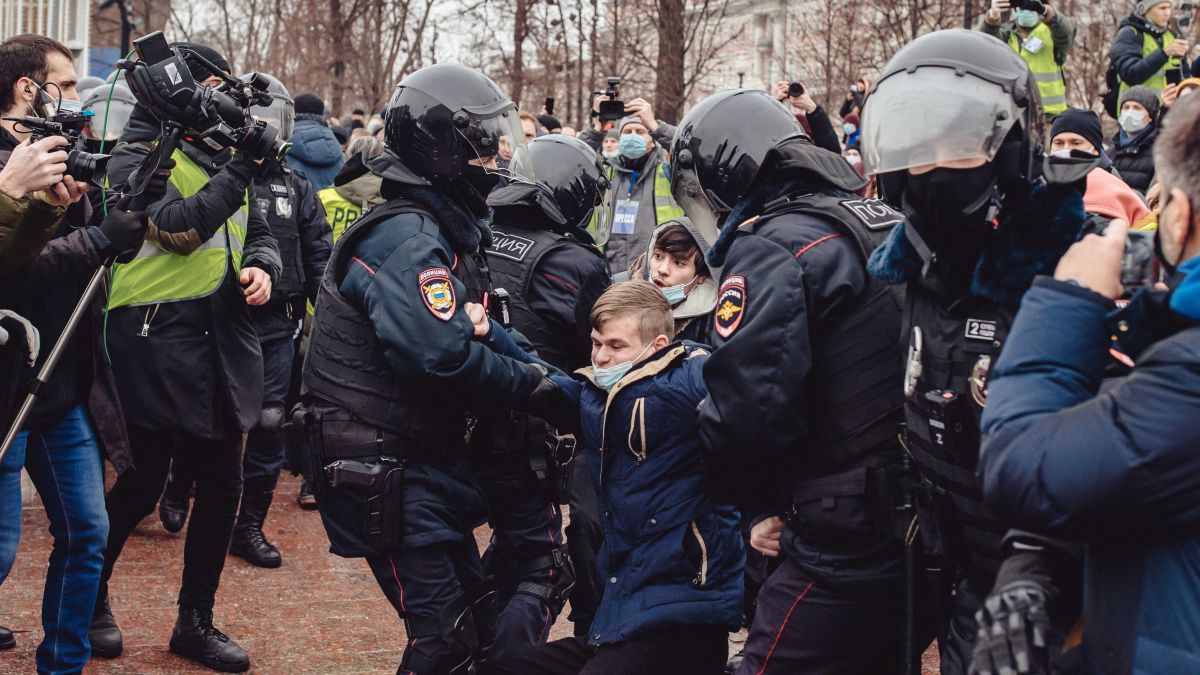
[861,29,1086,675]
[671,88,909,674]
[472,134,611,655]
[297,63,558,674]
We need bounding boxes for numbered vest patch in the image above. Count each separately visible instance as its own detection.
[418,267,456,321]
[714,275,747,339]
[964,318,997,342]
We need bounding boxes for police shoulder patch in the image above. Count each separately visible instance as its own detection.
[839,198,904,231]
[714,274,747,339]
[418,267,456,321]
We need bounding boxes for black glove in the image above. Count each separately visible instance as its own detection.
[969,580,1052,675]
[96,209,149,263]
[517,364,579,434]
[142,156,176,205]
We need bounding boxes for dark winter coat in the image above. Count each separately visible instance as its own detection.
[1109,125,1158,195]
[1108,13,1195,89]
[287,118,345,189]
[980,270,1200,675]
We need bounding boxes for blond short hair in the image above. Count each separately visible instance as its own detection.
[590,281,674,343]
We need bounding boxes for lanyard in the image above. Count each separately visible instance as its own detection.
[628,170,639,199]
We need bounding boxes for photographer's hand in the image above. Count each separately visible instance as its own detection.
[37,174,88,208]
[1054,219,1128,300]
[240,266,272,305]
[987,0,1010,24]
[0,137,70,199]
[95,208,149,263]
[624,98,659,133]
[773,81,790,102]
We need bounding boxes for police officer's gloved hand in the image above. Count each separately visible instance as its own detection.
[970,580,1052,675]
[92,209,149,264]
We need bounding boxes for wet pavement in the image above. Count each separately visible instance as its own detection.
[1,472,938,674]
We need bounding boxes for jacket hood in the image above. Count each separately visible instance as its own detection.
[1084,167,1150,224]
[289,120,344,168]
[629,220,721,321]
[337,172,385,209]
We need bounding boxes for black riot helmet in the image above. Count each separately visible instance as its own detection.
[239,72,295,141]
[669,89,812,243]
[384,63,534,186]
[529,134,609,228]
[861,29,1043,190]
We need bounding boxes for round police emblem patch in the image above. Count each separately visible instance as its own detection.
[714,275,746,339]
[418,267,456,321]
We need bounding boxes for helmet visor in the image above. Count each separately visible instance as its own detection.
[251,97,295,141]
[861,67,1020,175]
[669,164,722,248]
[85,99,134,142]
[460,109,536,185]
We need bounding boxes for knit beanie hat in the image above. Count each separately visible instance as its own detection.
[1121,85,1161,120]
[1050,107,1104,152]
[294,93,326,116]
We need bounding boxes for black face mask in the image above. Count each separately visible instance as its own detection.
[455,164,502,219]
[904,164,997,226]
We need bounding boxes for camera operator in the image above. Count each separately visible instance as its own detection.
[978,91,1200,675]
[772,81,842,154]
[1109,1,1192,102]
[0,33,169,675]
[838,76,870,118]
[981,0,1075,119]
[0,135,84,270]
[90,41,281,673]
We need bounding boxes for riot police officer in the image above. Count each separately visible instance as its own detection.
[475,134,611,656]
[860,29,1084,675]
[670,89,910,674]
[233,72,332,567]
[296,63,555,674]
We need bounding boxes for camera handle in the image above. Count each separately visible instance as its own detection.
[0,127,183,464]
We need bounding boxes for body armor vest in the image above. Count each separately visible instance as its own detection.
[302,197,485,449]
[902,282,1014,581]
[756,193,907,538]
[487,224,596,372]
[253,171,304,299]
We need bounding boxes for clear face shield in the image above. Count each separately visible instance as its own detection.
[85,99,134,141]
[861,67,1020,176]
[669,163,724,248]
[251,97,295,141]
[458,107,536,185]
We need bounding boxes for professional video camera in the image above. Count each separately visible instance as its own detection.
[593,77,625,125]
[117,32,289,162]
[2,93,111,186]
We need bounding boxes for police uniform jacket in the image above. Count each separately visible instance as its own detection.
[303,183,543,556]
[103,105,282,439]
[249,162,332,341]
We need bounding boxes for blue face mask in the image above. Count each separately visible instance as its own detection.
[842,122,857,135]
[619,133,648,160]
[1015,9,1040,27]
[592,343,654,391]
[659,276,696,305]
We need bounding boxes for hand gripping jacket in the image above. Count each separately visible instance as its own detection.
[301,198,490,449]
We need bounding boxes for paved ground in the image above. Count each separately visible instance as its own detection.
[1,472,939,674]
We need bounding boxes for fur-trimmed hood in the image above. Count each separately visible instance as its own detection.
[628,219,721,321]
[867,184,1087,305]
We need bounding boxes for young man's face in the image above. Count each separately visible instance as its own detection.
[602,136,619,153]
[650,247,703,291]
[591,315,662,368]
[1050,132,1098,155]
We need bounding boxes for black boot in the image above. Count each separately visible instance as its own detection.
[169,607,249,673]
[89,597,123,658]
[0,625,14,650]
[230,485,282,568]
[159,463,192,533]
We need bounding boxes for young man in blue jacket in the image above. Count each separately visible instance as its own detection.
[474,280,744,675]
[978,90,1200,675]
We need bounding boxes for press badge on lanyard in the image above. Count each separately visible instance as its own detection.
[1022,36,1044,53]
[612,170,640,235]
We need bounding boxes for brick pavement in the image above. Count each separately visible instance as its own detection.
[0,472,939,674]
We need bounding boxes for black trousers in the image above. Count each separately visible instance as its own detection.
[735,558,907,675]
[565,452,603,637]
[100,426,243,611]
[483,625,729,675]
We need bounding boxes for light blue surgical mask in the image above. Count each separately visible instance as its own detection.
[592,343,654,391]
[1119,109,1148,134]
[57,97,83,113]
[842,122,857,135]
[619,133,648,160]
[659,276,696,305]
[1015,9,1040,28]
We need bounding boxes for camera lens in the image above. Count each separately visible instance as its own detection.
[66,149,111,185]
[788,82,804,98]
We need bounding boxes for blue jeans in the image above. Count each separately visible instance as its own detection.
[0,406,110,675]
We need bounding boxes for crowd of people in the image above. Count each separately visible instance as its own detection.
[1,1,1199,673]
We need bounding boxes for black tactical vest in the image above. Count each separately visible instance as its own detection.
[487,225,595,371]
[902,284,1014,581]
[252,171,303,299]
[756,194,907,538]
[302,198,481,448]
